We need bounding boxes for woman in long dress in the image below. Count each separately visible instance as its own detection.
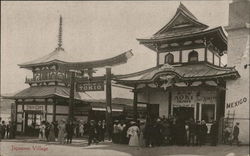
[127,121,139,147]
[139,121,146,147]
[48,123,56,142]
[39,122,46,141]
[58,120,66,144]
[79,123,84,137]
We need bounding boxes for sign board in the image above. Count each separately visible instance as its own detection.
[76,81,104,92]
[24,105,44,111]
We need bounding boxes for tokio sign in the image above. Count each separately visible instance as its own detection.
[76,81,104,92]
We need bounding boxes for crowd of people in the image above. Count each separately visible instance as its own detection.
[0,117,16,140]
[0,116,241,147]
[38,119,107,145]
[109,116,218,147]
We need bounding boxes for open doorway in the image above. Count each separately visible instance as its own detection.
[173,107,194,121]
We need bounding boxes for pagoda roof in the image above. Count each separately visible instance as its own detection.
[19,49,133,70]
[137,3,227,53]
[114,62,240,87]
[5,86,82,100]
[154,3,208,36]
[18,47,78,69]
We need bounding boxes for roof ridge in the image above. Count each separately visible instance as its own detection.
[178,2,197,21]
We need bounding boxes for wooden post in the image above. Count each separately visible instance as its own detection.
[204,39,208,62]
[179,50,182,63]
[106,67,112,138]
[45,99,48,121]
[133,85,138,121]
[168,91,172,117]
[53,98,56,122]
[68,71,76,120]
[212,52,215,64]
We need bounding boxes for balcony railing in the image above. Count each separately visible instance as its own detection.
[25,75,70,84]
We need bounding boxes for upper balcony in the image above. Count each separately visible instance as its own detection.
[25,74,70,85]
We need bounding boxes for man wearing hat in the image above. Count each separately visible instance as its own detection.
[88,120,97,146]
[231,122,240,146]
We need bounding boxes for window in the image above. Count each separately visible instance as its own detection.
[188,50,198,62]
[165,53,174,64]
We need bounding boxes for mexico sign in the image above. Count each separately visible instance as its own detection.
[76,81,104,92]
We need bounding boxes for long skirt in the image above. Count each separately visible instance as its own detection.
[58,130,65,144]
[139,134,145,147]
[129,134,139,147]
[48,130,56,142]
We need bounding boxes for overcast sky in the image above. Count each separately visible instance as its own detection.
[1,1,230,98]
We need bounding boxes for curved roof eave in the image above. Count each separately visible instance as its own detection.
[137,27,227,43]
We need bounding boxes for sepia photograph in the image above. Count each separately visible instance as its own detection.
[0,1,249,156]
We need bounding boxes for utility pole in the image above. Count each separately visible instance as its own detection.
[105,67,112,139]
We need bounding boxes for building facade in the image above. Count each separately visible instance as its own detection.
[115,3,240,135]
[224,0,250,144]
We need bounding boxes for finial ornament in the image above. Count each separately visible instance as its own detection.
[58,15,63,48]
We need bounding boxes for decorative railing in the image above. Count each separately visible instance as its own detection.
[25,75,70,84]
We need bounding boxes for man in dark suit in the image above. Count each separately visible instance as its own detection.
[231,122,240,146]
[210,120,218,146]
[66,120,74,144]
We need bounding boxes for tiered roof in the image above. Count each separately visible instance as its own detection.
[137,3,227,53]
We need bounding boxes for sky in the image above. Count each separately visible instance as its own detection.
[1,1,230,99]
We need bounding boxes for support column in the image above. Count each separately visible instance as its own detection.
[179,50,182,63]
[45,99,48,121]
[105,67,112,138]
[69,71,76,120]
[133,85,138,121]
[212,52,215,64]
[168,91,172,117]
[204,39,208,62]
[53,98,56,122]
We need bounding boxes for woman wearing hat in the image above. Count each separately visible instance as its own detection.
[58,119,66,144]
[127,121,139,147]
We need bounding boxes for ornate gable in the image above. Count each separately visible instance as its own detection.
[154,3,208,36]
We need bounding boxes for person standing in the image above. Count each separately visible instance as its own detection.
[79,122,84,137]
[189,119,196,146]
[58,120,66,144]
[88,120,97,146]
[66,120,74,144]
[200,120,208,145]
[45,122,50,141]
[53,121,59,141]
[0,119,2,140]
[184,121,190,146]
[6,122,10,139]
[48,122,56,142]
[1,121,6,139]
[127,121,140,147]
[112,121,119,143]
[196,121,202,146]
[39,121,46,141]
[139,121,146,147]
[231,122,240,146]
[96,121,103,142]
[223,125,231,144]
[210,120,218,146]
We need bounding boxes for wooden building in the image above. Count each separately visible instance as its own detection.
[115,3,240,128]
